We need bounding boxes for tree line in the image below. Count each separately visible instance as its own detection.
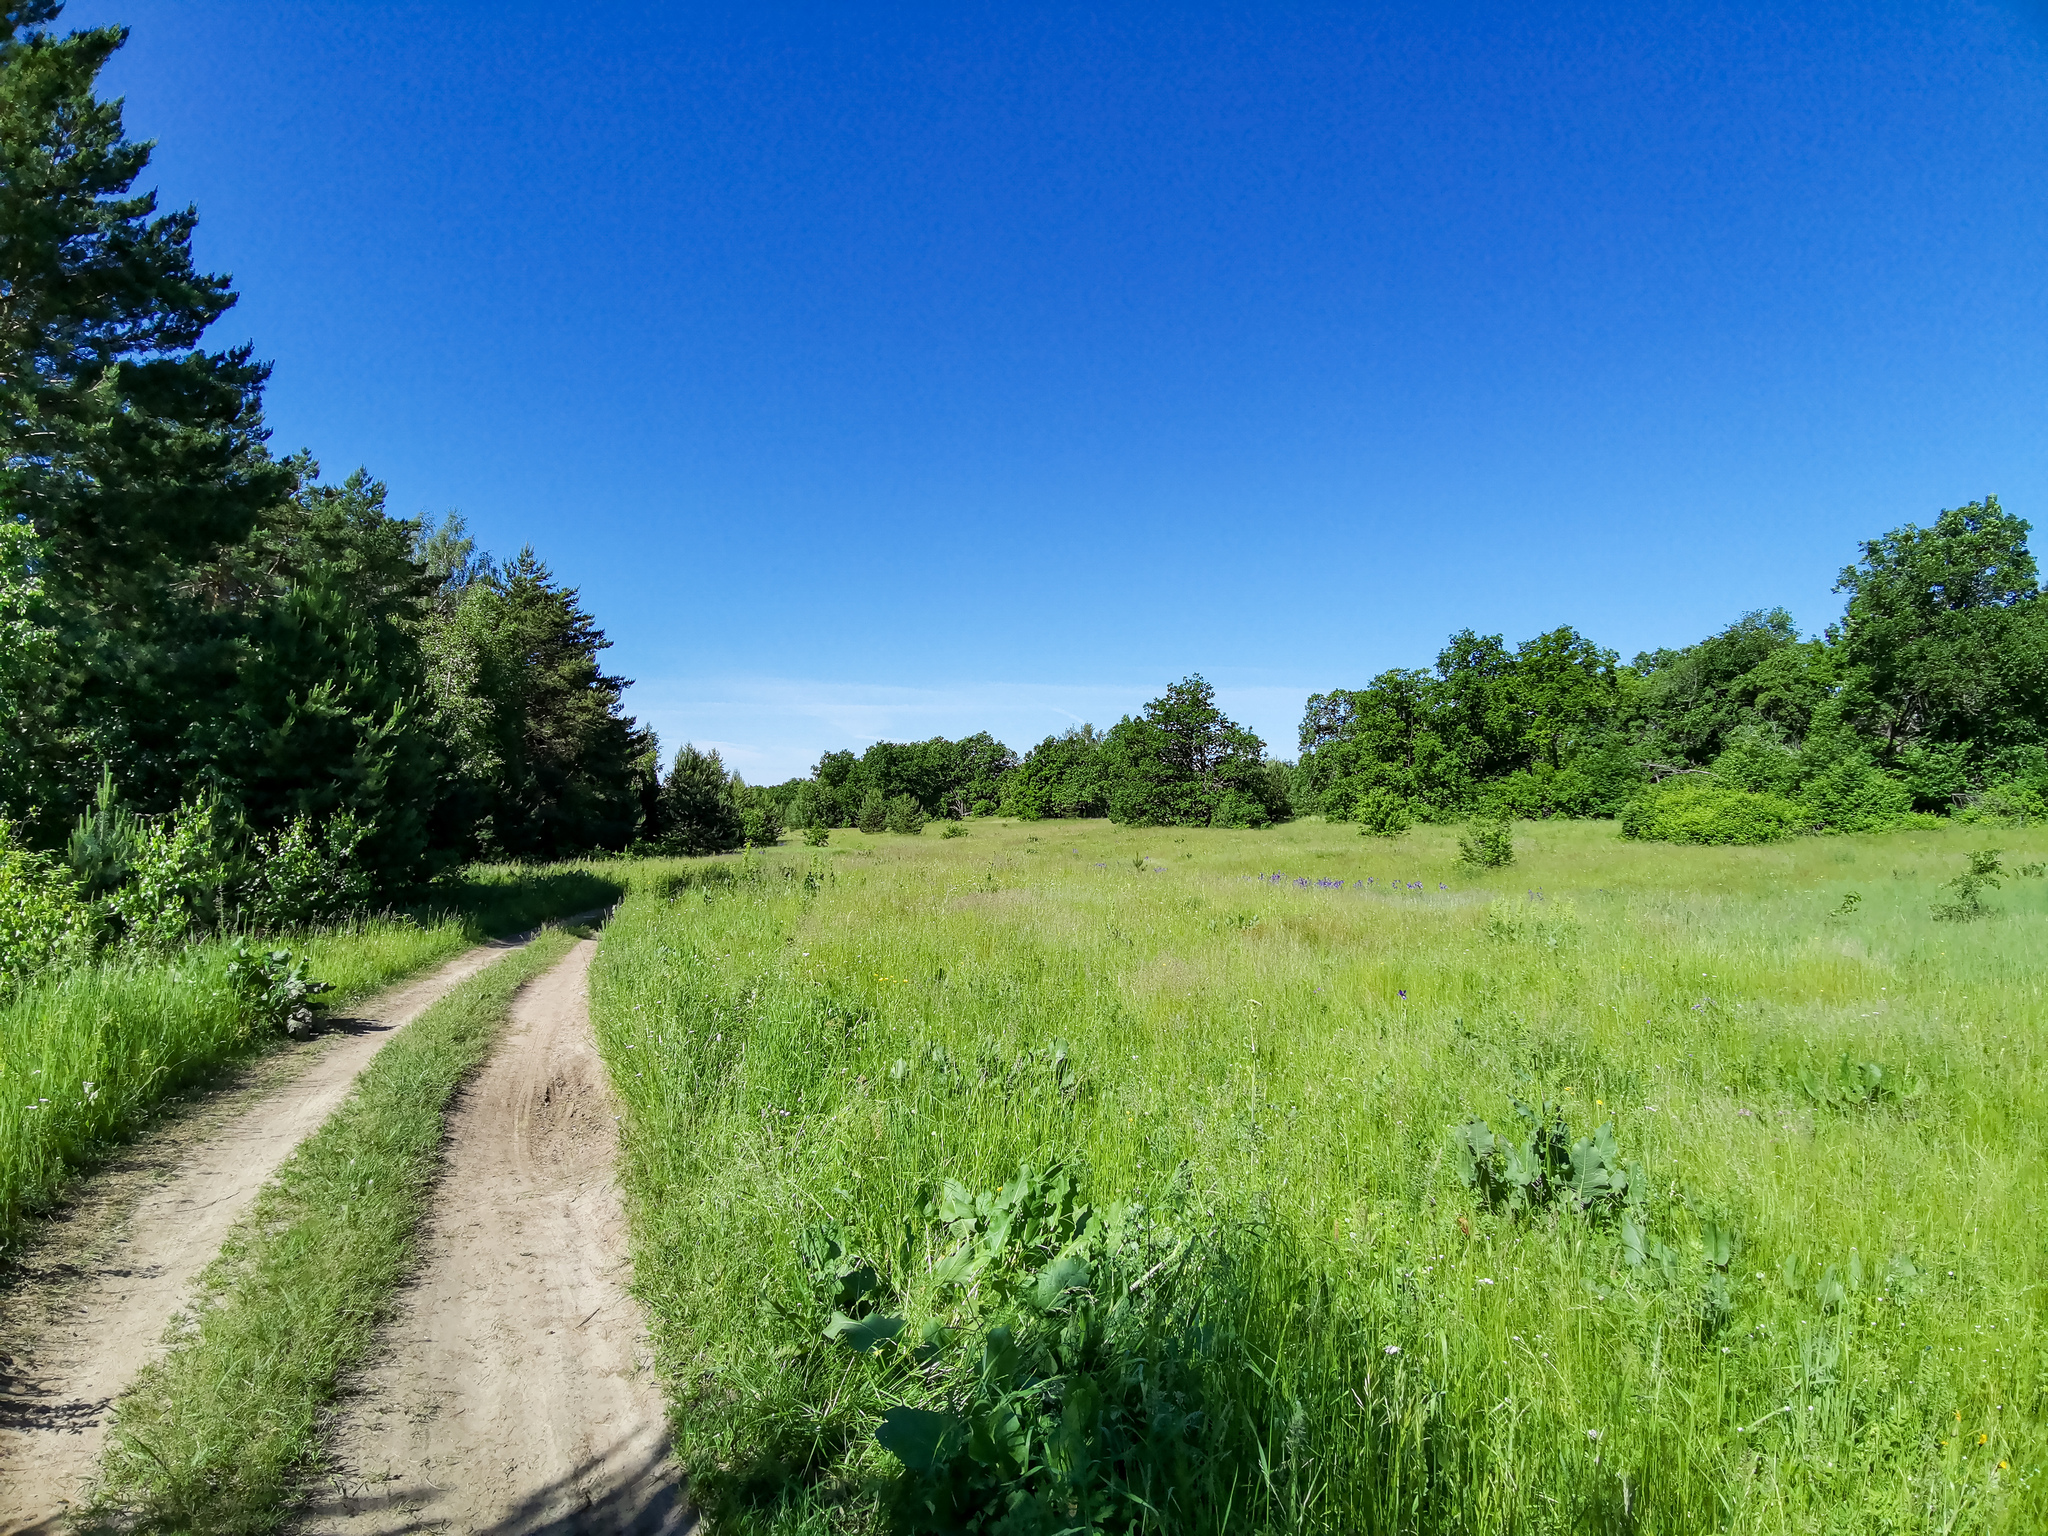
[729,499,2045,847]
[1,6,655,930]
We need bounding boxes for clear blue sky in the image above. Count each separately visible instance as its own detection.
[74,0,2048,781]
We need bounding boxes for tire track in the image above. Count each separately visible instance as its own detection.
[0,933,550,1534]
[300,939,687,1536]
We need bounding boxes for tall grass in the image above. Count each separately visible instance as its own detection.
[0,863,621,1252]
[590,823,2048,1534]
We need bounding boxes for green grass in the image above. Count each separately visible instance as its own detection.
[0,862,620,1255]
[88,923,582,1534]
[590,822,2048,1534]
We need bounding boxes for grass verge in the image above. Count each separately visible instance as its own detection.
[0,863,620,1254]
[591,820,2048,1534]
[86,924,582,1534]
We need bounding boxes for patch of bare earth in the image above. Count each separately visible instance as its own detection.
[298,940,688,1536]
[0,937,536,1536]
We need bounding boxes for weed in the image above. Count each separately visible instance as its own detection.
[1932,847,2003,920]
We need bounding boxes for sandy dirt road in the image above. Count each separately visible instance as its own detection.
[0,935,544,1535]
[299,939,688,1536]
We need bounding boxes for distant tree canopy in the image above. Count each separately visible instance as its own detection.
[0,7,655,891]
[1292,498,2048,838]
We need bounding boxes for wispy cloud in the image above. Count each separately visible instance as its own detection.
[627,676,1312,782]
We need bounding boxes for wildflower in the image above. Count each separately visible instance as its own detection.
[1384,1344,1401,1355]
[1398,989,1407,999]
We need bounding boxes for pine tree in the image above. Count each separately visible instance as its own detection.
[0,3,288,830]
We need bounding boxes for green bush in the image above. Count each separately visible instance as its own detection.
[803,825,831,848]
[1967,779,2048,827]
[237,812,374,931]
[1798,759,1912,833]
[1457,817,1514,867]
[1620,776,1806,844]
[740,796,784,848]
[939,820,967,839]
[885,793,927,835]
[0,824,95,994]
[1354,788,1413,837]
[856,788,888,835]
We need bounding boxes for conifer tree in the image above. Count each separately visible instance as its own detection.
[1,2,288,827]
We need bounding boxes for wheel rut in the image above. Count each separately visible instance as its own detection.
[0,934,544,1535]
[299,939,688,1536]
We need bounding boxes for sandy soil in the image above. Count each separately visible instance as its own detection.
[0,935,542,1535]
[299,939,689,1536]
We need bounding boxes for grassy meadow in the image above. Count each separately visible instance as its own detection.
[0,863,622,1254]
[590,818,2048,1534]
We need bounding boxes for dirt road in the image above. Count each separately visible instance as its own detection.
[0,935,543,1535]
[300,939,688,1536]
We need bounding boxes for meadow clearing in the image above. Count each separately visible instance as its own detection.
[590,816,2048,1535]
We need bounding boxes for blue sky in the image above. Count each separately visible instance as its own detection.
[75,0,2048,780]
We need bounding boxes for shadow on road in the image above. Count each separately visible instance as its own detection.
[297,1435,691,1536]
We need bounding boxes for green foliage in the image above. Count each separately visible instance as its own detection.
[857,787,889,835]
[222,942,332,1037]
[1456,816,1513,867]
[1620,776,1807,844]
[1103,676,1286,828]
[1353,788,1413,837]
[804,825,831,848]
[235,811,374,931]
[885,794,928,835]
[0,820,94,993]
[1834,496,2047,763]
[660,744,745,855]
[1450,1099,1641,1218]
[939,820,968,839]
[741,794,786,848]
[1931,847,2003,922]
[816,1162,1231,1536]
[1003,726,1112,820]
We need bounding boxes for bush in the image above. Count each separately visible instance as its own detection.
[0,824,95,994]
[1932,848,2003,922]
[939,820,967,839]
[856,788,888,835]
[803,825,830,848]
[1967,780,2048,827]
[1354,788,1413,837]
[1798,759,1911,833]
[740,796,784,848]
[1458,817,1514,867]
[884,794,926,835]
[1620,776,1806,845]
[238,813,374,931]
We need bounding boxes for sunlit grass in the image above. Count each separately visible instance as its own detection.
[592,819,2048,1533]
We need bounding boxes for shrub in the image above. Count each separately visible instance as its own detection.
[1968,779,2048,827]
[884,794,926,835]
[740,796,784,848]
[1354,788,1413,837]
[1458,817,1514,867]
[1932,848,2003,922]
[1799,759,1912,833]
[0,824,95,994]
[803,825,830,848]
[939,820,967,839]
[238,813,374,931]
[1620,776,1805,844]
[856,788,888,835]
